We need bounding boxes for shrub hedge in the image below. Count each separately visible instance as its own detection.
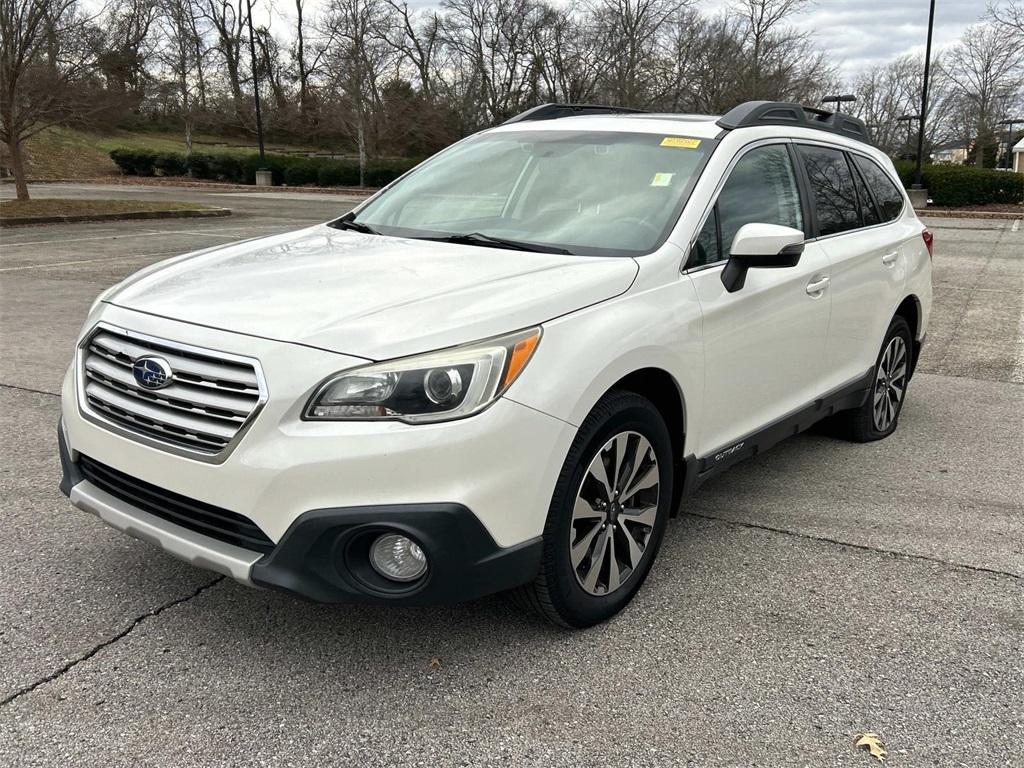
[109,149,418,188]
[894,161,1024,207]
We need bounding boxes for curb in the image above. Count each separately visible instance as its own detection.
[0,207,231,228]
[5,177,377,196]
[915,208,1023,221]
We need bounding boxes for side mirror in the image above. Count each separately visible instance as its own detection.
[721,223,805,293]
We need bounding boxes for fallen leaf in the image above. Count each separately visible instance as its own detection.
[429,656,442,669]
[855,732,887,763]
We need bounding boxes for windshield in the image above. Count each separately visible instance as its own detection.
[345,129,715,256]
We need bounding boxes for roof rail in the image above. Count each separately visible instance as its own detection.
[502,103,647,125]
[717,101,872,144]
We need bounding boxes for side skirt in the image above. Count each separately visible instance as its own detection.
[680,368,874,497]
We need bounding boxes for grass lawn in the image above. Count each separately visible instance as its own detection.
[21,126,322,180]
[1,198,219,220]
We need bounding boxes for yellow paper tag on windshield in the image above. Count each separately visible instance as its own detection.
[651,173,674,187]
[661,137,701,149]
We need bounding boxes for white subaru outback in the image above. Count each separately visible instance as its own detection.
[60,101,933,627]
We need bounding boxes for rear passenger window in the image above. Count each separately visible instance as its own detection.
[852,155,905,222]
[798,146,860,237]
[850,158,881,226]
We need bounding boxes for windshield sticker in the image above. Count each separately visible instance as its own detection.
[651,173,674,187]
[660,137,701,149]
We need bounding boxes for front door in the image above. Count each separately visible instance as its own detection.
[685,142,832,457]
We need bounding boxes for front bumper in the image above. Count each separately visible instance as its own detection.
[60,426,543,604]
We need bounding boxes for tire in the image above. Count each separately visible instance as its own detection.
[835,315,914,443]
[512,390,673,628]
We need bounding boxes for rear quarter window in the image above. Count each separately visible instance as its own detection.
[852,155,905,222]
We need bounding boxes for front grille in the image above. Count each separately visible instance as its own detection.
[79,455,275,553]
[81,327,264,457]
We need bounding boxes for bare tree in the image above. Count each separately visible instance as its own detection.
[589,0,685,108]
[157,0,207,153]
[945,23,1022,166]
[0,0,100,199]
[200,0,246,108]
[320,0,396,183]
[986,0,1024,40]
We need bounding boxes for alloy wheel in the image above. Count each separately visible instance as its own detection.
[569,431,660,596]
[873,335,908,431]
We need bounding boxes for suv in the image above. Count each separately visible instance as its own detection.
[59,101,932,627]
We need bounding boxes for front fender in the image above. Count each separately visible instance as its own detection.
[504,276,704,455]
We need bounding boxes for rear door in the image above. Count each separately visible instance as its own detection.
[795,144,908,389]
[686,141,833,456]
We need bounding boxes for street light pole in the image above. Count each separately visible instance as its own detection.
[913,0,936,189]
[898,114,920,159]
[245,0,266,161]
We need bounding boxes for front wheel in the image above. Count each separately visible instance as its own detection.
[512,390,673,628]
[835,315,914,443]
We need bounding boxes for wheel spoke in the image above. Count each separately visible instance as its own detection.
[619,522,644,570]
[617,436,650,500]
[572,496,604,522]
[621,504,657,528]
[582,528,609,592]
[611,433,629,489]
[606,531,620,592]
[622,463,658,504]
[587,454,615,504]
[571,521,603,569]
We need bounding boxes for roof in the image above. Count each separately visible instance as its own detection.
[1013,138,1024,153]
[498,101,872,145]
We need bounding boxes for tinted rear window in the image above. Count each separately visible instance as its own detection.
[797,145,861,237]
[852,155,905,222]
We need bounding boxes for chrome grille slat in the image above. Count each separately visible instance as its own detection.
[90,332,260,390]
[79,325,266,459]
[84,356,255,418]
[85,382,238,440]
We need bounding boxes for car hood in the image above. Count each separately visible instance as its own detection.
[107,225,639,360]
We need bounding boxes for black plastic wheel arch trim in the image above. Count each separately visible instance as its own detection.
[251,503,543,605]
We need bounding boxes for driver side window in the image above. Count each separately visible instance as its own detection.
[689,144,804,269]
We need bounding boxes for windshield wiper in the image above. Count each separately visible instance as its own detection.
[427,231,573,255]
[330,217,379,235]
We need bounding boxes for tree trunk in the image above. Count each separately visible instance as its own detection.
[357,116,366,187]
[8,139,30,201]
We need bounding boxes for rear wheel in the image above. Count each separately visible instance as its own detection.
[512,390,673,628]
[835,315,913,442]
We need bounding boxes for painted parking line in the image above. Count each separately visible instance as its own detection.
[0,251,182,273]
[0,230,123,248]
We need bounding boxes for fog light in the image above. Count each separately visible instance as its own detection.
[369,533,428,582]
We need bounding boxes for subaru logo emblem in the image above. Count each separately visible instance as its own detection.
[133,356,173,390]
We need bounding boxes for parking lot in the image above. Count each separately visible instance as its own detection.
[1,185,1021,766]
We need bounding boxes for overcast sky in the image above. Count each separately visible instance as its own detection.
[264,0,1010,82]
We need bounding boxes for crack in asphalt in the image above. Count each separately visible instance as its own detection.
[0,576,224,709]
[0,383,60,398]
[683,511,1023,581]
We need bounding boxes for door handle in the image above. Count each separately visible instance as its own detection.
[881,251,899,265]
[806,276,830,296]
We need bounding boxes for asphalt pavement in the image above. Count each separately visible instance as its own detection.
[1,184,1021,767]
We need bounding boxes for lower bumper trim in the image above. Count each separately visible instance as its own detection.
[70,480,263,583]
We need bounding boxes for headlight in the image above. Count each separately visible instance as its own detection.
[305,327,541,423]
